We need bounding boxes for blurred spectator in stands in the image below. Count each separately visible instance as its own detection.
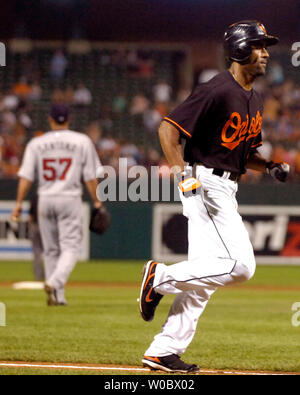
[275,113,295,142]
[28,81,42,101]
[98,136,118,153]
[1,134,22,178]
[13,77,31,99]
[16,112,32,132]
[176,87,191,104]
[126,50,140,75]
[155,102,168,118]
[143,107,162,132]
[16,100,32,130]
[120,140,140,164]
[272,144,288,164]
[0,135,3,175]
[266,61,284,85]
[257,140,273,162]
[51,88,65,104]
[22,56,41,83]
[112,48,126,70]
[282,80,300,110]
[253,78,268,95]
[119,140,138,168]
[153,80,172,103]
[112,92,127,114]
[294,143,300,178]
[138,58,154,78]
[50,49,68,81]
[1,108,17,134]
[85,121,102,146]
[281,80,295,108]
[0,91,19,112]
[144,148,160,169]
[73,83,92,106]
[64,85,75,105]
[99,50,112,66]
[130,94,149,115]
[97,136,120,168]
[97,106,114,133]
[198,68,219,83]
[262,91,281,123]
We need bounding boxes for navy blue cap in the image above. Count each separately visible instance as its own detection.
[50,104,69,124]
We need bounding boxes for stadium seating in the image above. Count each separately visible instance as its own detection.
[0,45,184,146]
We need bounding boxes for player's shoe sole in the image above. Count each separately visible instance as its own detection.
[142,355,199,373]
[139,260,163,321]
[44,284,57,306]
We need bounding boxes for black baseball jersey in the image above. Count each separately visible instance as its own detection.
[164,70,263,174]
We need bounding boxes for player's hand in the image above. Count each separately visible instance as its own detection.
[266,161,290,182]
[176,168,202,197]
[11,203,22,222]
[93,201,102,209]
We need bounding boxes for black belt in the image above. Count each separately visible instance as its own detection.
[190,163,241,182]
[212,168,240,182]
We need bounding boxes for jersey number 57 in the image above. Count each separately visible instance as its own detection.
[43,158,72,181]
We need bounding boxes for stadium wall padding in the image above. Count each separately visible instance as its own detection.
[90,202,153,259]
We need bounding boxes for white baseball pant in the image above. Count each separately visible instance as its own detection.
[38,196,82,303]
[145,165,256,357]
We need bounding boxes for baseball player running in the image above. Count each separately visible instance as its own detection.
[11,104,102,306]
[139,21,290,373]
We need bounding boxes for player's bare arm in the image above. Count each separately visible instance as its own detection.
[85,178,102,209]
[246,151,290,182]
[158,121,185,173]
[159,121,201,196]
[246,151,268,172]
[11,177,32,220]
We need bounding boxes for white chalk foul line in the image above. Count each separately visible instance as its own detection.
[0,362,149,372]
[0,362,297,375]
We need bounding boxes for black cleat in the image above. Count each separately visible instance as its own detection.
[44,283,57,306]
[139,260,163,322]
[142,354,199,373]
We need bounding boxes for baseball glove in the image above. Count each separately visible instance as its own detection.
[89,206,111,235]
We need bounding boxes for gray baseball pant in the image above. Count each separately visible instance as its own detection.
[38,196,82,303]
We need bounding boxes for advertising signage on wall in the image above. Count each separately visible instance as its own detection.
[0,201,90,260]
[152,204,300,265]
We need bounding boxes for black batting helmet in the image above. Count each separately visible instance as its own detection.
[224,20,279,64]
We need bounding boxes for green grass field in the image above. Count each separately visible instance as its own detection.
[0,260,300,375]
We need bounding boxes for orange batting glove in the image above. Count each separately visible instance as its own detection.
[177,168,202,197]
